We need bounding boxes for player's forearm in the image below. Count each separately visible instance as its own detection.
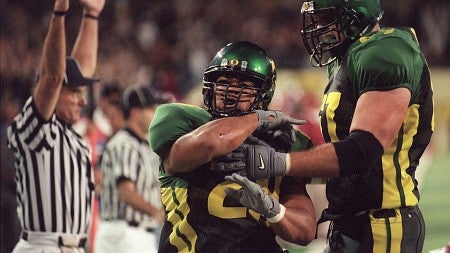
[288,143,340,178]
[165,113,258,174]
[196,113,259,155]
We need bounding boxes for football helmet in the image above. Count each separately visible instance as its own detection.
[300,0,383,67]
[203,41,276,118]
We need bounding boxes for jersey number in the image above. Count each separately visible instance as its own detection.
[207,180,274,220]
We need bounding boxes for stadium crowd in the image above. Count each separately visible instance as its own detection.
[1,0,448,104]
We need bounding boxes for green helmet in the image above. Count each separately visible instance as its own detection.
[203,41,277,118]
[300,0,383,67]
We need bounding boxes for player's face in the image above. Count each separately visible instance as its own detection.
[56,85,88,124]
[213,75,258,115]
[312,12,343,45]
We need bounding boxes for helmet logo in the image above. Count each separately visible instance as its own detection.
[240,60,248,70]
[301,1,314,13]
[230,59,240,66]
[220,58,228,66]
[221,58,248,70]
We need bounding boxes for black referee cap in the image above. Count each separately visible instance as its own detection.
[122,85,167,114]
[34,57,100,86]
[65,57,100,87]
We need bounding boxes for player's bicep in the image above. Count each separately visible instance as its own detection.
[279,177,316,235]
[350,87,411,150]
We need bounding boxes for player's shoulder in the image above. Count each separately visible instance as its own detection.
[155,103,211,120]
[348,27,420,67]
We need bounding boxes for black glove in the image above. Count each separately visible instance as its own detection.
[255,110,306,131]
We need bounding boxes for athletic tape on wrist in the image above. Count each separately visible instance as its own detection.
[285,154,291,175]
[266,204,286,223]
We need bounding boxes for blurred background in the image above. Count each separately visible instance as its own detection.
[1,0,449,252]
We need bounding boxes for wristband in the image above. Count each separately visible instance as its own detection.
[53,11,67,16]
[84,13,99,20]
[285,153,291,175]
[266,204,286,223]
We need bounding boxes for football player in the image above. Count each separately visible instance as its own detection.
[149,41,317,252]
[237,1,433,252]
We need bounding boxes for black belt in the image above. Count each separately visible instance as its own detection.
[127,221,155,233]
[316,206,419,239]
[22,232,87,248]
[318,205,418,222]
[371,208,396,218]
[371,205,419,218]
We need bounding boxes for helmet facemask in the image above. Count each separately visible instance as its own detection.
[301,1,383,67]
[301,3,346,67]
[203,70,269,118]
[202,41,276,118]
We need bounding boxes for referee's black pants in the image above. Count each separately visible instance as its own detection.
[321,205,425,253]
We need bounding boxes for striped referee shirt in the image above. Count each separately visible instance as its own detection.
[7,97,94,234]
[100,128,162,226]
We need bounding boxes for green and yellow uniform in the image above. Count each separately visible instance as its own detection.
[150,103,312,252]
[319,27,433,252]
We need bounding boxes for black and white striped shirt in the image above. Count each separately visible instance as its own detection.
[100,128,162,226]
[7,97,94,234]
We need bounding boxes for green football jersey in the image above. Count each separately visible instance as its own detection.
[320,27,434,214]
[149,103,313,252]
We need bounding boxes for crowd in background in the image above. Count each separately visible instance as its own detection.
[1,0,449,106]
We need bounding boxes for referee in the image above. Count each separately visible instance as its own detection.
[94,85,165,253]
[6,0,105,252]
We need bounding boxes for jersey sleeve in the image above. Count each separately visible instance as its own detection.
[347,29,424,97]
[149,103,212,160]
[7,97,58,153]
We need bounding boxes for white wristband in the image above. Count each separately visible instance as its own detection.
[285,153,291,175]
[266,204,286,223]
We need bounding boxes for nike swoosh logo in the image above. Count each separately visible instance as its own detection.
[258,153,265,170]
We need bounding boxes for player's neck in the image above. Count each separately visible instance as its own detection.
[126,120,147,141]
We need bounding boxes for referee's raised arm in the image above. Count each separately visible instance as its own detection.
[6,0,105,252]
[33,0,68,121]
